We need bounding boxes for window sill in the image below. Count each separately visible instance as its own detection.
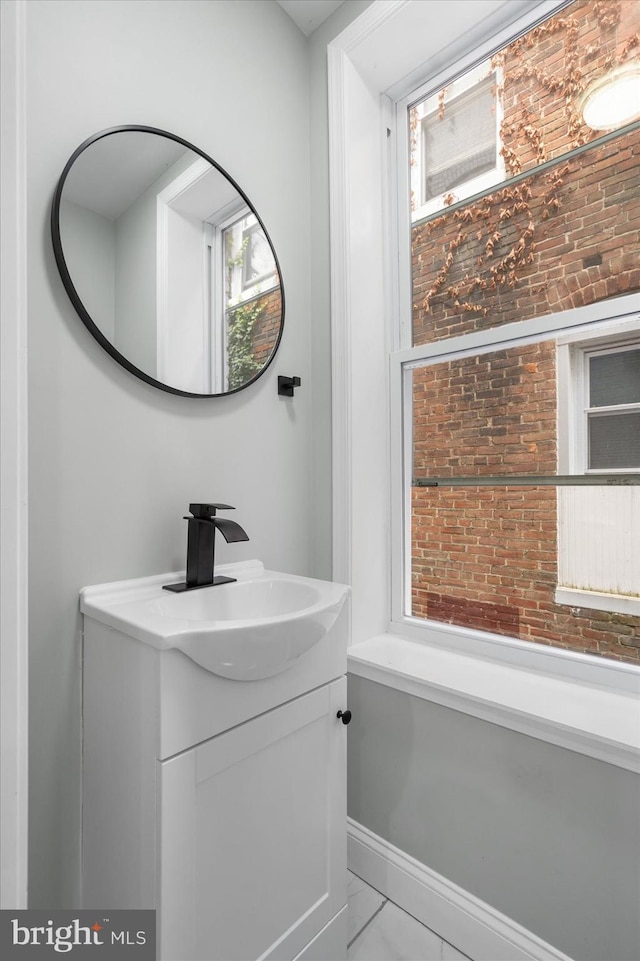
[555,586,640,616]
[347,633,640,773]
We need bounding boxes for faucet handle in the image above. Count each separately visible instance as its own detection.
[189,503,235,518]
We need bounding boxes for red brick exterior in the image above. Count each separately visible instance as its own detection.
[412,130,640,345]
[498,0,640,173]
[410,0,640,662]
[226,284,282,374]
[249,285,282,366]
[411,342,640,662]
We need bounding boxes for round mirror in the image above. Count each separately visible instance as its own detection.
[51,126,284,396]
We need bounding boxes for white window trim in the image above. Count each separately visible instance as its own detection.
[156,157,211,386]
[328,0,640,771]
[204,221,226,393]
[554,587,640,617]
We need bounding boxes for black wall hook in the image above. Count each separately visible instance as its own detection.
[278,375,301,397]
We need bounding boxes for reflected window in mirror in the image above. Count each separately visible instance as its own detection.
[221,211,280,391]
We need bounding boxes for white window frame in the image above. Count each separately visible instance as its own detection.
[328,0,640,770]
[410,60,504,221]
[204,220,226,392]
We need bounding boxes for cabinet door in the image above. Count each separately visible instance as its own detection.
[158,677,347,961]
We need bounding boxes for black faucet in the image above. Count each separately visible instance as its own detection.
[163,503,249,593]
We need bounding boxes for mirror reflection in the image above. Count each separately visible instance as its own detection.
[53,128,284,396]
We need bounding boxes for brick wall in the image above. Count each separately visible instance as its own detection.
[412,342,557,478]
[499,0,640,173]
[412,129,640,345]
[412,484,640,661]
[411,342,640,662]
[226,284,282,387]
[250,285,282,366]
[412,0,640,345]
[410,0,640,663]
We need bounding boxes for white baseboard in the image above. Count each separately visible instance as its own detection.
[347,819,573,961]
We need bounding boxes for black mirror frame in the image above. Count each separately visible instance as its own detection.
[51,125,285,398]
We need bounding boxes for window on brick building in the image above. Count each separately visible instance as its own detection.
[410,63,502,220]
[203,207,280,391]
[399,0,640,663]
[582,343,640,471]
[223,211,278,308]
[551,329,640,617]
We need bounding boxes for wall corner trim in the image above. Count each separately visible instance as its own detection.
[0,0,29,911]
[327,41,353,587]
[327,0,409,55]
[347,818,574,961]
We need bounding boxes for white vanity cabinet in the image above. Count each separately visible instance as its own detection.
[80,563,350,961]
[159,679,346,961]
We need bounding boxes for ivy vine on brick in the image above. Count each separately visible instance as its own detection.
[416,0,639,322]
[226,301,265,390]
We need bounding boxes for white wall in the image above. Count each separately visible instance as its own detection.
[348,675,640,961]
[113,178,158,376]
[60,199,116,340]
[0,0,28,908]
[26,0,316,907]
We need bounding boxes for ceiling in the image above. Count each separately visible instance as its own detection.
[277,0,345,37]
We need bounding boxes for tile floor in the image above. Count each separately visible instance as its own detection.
[347,871,470,961]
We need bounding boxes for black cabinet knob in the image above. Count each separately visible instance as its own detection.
[337,709,352,725]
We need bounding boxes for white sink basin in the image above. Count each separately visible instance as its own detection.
[152,577,321,622]
[80,560,350,681]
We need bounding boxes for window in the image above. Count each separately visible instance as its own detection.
[219,210,279,391]
[241,221,277,292]
[552,331,640,616]
[410,63,502,220]
[327,0,640,673]
[223,211,278,308]
[583,344,640,471]
[400,0,640,663]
